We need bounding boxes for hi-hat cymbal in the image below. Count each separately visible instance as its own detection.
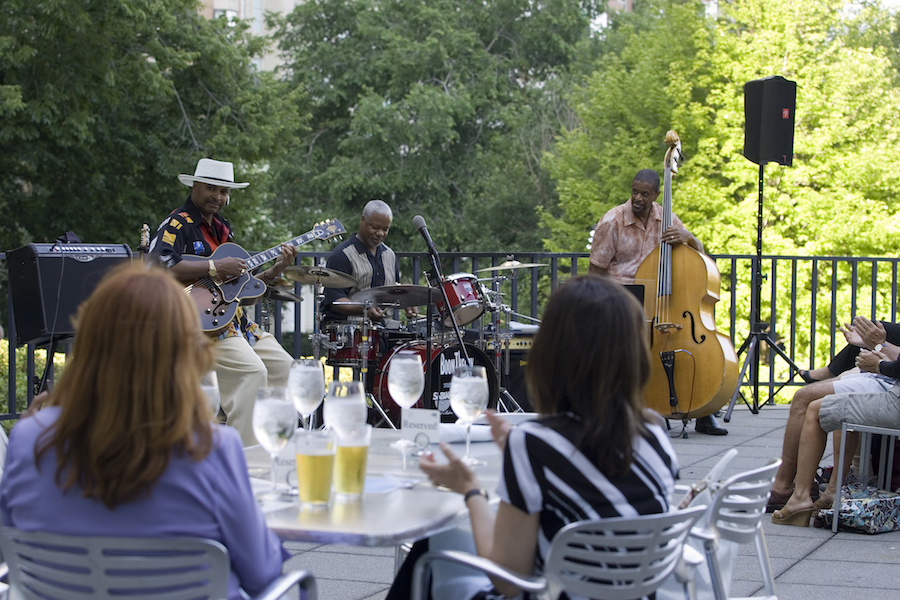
[351,285,436,308]
[476,261,546,273]
[282,266,355,288]
[264,286,303,303]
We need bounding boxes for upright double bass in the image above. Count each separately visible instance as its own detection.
[635,131,738,421]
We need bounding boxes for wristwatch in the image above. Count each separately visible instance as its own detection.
[464,488,489,503]
[208,259,217,278]
[874,343,884,352]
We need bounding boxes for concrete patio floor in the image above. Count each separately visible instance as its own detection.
[279,403,900,599]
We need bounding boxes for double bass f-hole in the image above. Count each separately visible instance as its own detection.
[682,310,706,345]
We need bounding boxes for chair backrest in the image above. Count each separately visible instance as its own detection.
[706,458,781,545]
[0,528,230,600]
[543,504,706,600]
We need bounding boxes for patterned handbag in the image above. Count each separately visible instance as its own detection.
[816,482,900,534]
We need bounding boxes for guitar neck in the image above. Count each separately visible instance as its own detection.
[246,231,320,271]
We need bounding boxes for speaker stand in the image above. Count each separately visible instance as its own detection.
[724,164,805,421]
[33,337,70,398]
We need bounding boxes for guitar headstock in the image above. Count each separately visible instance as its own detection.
[312,219,346,241]
[664,130,683,175]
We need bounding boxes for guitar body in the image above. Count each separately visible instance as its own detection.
[183,244,266,334]
[180,219,346,334]
[636,243,739,419]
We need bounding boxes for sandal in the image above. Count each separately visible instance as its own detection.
[772,506,815,527]
[799,370,816,384]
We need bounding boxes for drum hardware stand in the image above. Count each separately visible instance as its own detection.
[356,299,398,430]
[484,276,524,413]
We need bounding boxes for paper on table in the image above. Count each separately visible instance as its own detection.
[439,422,493,444]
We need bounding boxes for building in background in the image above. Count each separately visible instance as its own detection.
[198,0,301,71]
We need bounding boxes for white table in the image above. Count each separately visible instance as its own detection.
[246,428,503,547]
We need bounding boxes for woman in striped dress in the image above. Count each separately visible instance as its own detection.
[395,275,679,600]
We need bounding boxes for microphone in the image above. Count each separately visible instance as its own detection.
[413,215,439,257]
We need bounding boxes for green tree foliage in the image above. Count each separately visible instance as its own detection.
[544,0,900,259]
[269,0,600,252]
[543,0,900,378]
[0,0,306,253]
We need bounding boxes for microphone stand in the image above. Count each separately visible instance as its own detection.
[424,248,470,363]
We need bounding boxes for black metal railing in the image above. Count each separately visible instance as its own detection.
[4,250,897,421]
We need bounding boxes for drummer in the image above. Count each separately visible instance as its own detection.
[322,200,418,327]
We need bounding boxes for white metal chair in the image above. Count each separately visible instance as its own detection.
[689,458,781,600]
[411,504,707,600]
[832,422,900,532]
[0,527,316,600]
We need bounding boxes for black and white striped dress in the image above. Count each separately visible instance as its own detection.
[477,413,679,600]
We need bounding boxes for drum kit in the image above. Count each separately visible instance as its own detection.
[280,260,545,428]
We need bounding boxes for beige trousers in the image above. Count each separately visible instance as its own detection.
[214,333,293,446]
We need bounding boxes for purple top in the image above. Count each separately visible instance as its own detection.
[0,407,288,600]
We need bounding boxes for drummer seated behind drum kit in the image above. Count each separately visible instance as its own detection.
[286,260,545,428]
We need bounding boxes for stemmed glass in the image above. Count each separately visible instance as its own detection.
[449,365,489,466]
[252,386,299,500]
[323,381,368,435]
[287,359,326,430]
[200,371,221,421]
[387,352,425,451]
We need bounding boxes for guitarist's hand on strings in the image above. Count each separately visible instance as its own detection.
[218,256,249,280]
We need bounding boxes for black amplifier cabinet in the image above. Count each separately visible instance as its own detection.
[7,243,133,346]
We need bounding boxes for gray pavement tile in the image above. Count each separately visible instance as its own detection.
[311,578,391,600]
[771,583,900,600]
[777,557,898,588]
[284,550,395,584]
[808,536,900,562]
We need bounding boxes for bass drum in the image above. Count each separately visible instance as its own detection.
[375,341,499,426]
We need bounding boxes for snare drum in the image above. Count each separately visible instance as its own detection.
[375,340,498,426]
[325,318,381,367]
[435,273,484,327]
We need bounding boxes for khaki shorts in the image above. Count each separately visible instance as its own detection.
[819,385,900,433]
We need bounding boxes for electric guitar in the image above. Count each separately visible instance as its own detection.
[185,219,345,333]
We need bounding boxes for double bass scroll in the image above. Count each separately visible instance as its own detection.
[635,131,739,420]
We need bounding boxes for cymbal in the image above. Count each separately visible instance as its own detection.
[282,266,355,288]
[264,286,303,303]
[476,261,546,273]
[351,285,436,309]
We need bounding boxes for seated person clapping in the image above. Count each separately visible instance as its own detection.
[0,265,288,599]
[772,339,900,526]
[388,275,679,600]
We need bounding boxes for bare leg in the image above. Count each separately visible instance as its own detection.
[779,399,828,514]
[819,430,859,506]
[772,380,835,496]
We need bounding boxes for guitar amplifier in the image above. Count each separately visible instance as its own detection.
[7,243,133,346]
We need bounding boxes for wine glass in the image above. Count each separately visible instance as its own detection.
[323,381,368,436]
[252,387,299,500]
[386,352,425,450]
[287,359,326,429]
[449,365,489,466]
[200,371,221,421]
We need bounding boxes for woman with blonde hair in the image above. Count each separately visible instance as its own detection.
[388,275,679,600]
[0,265,287,600]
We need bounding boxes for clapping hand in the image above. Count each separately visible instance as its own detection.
[852,316,887,350]
[856,349,885,373]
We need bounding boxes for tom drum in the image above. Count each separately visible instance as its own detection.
[325,318,381,367]
[435,273,485,327]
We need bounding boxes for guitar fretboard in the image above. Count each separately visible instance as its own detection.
[246,231,321,270]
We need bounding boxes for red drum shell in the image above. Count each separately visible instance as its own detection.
[435,273,484,327]
[325,320,380,367]
[375,341,498,426]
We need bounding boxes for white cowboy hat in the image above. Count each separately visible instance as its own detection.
[177,158,250,189]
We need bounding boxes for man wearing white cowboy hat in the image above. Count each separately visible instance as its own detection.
[149,158,297,446]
